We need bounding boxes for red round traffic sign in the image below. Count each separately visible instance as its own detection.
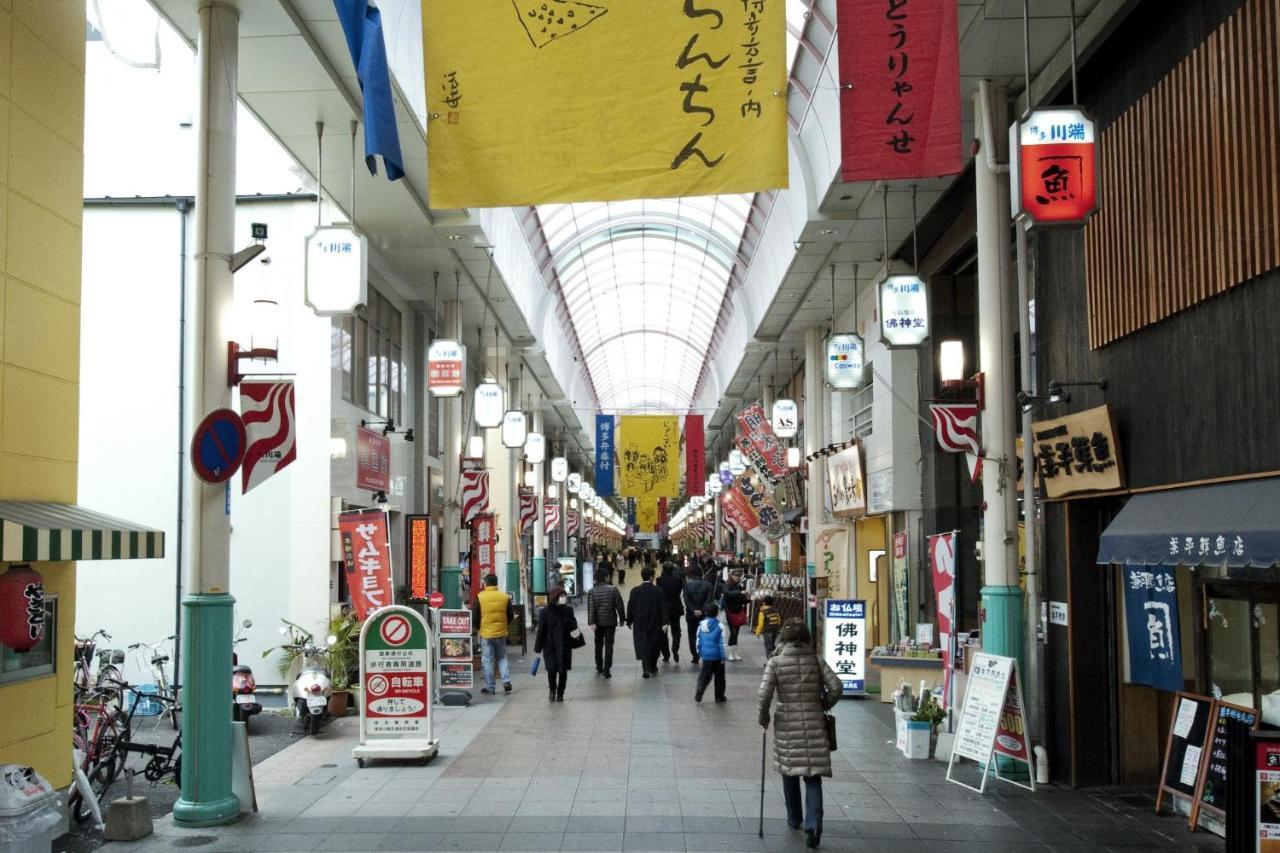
[379,614,412,646]
[366,674,388,696]
[427,592,445,609]
[191,408,247,484]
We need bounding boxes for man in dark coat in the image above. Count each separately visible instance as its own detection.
[626,565,665,677]
[656,562,685,664]
[586,568,626,678]
[682,566,715,664]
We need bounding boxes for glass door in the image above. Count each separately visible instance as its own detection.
[1204,587,1280,724]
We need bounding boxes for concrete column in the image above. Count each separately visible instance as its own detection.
[532,409,547,594]
[174,0,240,828]
[762,381,780,575]
[975,81,1024,664]
[440,300,463,608]
[804,328,826,630]
[506,370,521,604]
[713,493,723,554]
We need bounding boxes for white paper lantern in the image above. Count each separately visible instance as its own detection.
[826,334,865,389]
[304,225,368,316]
[567,473,582,493]
[427,339,467,397]
[772,399,799,438]
[474,383,504,428]
[879,275,930,347]
[524,432,546,464]
[728,449,747,475]
[551,457,568,483]
[501,411,527,448]
[467,435,484,459]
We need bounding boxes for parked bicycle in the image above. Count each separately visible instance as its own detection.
[73,630,124,705]
[78,679,181,821]
[128,635,179,730]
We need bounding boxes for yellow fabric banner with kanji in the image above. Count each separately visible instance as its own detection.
[636,497,659,534]
[422,0,788,208]
[617,415,681,498]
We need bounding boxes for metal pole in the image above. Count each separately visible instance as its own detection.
[1016,221,1044,745]
[974,80,1024,666]
[441,299,463,608]
[173,0,240,827]
[532,408,547,595]
[804,328,825,631]
[507,367,521,604]
[173,199,189,698]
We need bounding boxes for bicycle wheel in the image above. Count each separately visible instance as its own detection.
[73,760,117,823]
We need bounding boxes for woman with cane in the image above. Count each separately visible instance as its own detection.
[756,620,843,848]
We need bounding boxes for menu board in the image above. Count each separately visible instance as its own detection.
[946,653,1033,794]
[1192,699,1258,829]
[1155,692,1215,814]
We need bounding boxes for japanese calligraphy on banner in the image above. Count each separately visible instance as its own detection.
[737,475,789,541]
[837,0,962,182]
[827,444,866,518]
[595,415,615,497]
[1122,565,1184,692]
[240,381,297,494]
[735,402,789,484]
[823,600,866,694]
[636,497,659,534]
[470,514,496,607]
[618,416,681,498]
[685,415,705,497]
[356,426,391,492]
[928,531,957,708]
[1031,404,1123,498]
[407,514,430,601]
[815,526,850,600]
[721,485,760,532]
[339,509,394,620]
[423,0,788,208]
[1011,107,1099,226]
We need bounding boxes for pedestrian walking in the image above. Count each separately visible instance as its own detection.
[682,566,714,663]
[626,565,664,677]
[534,586,579,702]
[471,573,513,695]
[753,594,782,658]
[656,562,685,664]
[756,620,843,848]
[586,568,626,678]
[694,603,728,703]
[722,570,750,661]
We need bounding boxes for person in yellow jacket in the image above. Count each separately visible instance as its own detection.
[754,594,782,658]
[472,574,514,695]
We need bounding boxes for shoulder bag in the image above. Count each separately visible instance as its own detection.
[568,614,587,649]
[819,656,838,751]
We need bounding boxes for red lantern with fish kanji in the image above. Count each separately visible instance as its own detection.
[0,565,46,652]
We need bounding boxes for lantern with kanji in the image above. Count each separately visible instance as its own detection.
[1011,107,1099,227]
[0,565,46,652]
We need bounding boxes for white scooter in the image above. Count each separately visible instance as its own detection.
[276,623,336,736]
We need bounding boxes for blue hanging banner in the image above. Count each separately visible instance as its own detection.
[1122,565,1185,692]
[595,415,615,497]
[333,0,405,181]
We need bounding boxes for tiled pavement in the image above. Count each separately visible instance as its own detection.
[102,598,1225,853]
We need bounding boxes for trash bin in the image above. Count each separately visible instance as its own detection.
[0,765,62,853]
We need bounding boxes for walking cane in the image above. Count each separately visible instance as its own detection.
[758,729,767,838]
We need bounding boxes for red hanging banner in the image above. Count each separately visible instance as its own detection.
[339,509,394,620]
[685,415,705,497]
[469,513,496,607]
[837,0,962,183]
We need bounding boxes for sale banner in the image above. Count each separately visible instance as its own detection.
[685,415,705,497]
[339,509,393,620]
[469,514,496,606]
[735,403,789,483]
[837,0,962,182]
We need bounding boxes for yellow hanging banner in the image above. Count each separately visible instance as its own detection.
[422,0,788,208]
[617,415,681,498]
[636,497,659,534]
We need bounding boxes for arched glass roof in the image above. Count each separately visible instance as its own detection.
[537,196,753,413]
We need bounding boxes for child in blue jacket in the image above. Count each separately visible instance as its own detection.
[695,604,728,703]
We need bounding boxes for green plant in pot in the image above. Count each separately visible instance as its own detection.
[912,695,950,758]
[325,610,360,717]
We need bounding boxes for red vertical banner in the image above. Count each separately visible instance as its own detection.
[928,531,957,709]
[339,509,394,620]
[469,513,495,607]
[658,498,668,537]
[837,0,962,183]
[407,515,430,602]
[685,415,705,496]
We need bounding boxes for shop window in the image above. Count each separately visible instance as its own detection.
[334,289,404,423]
[1204,585,1280,726]
[847,382,874,439]
[0,596,57,684]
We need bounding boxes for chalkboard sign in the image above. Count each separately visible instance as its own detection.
[1156,692,1215,815]
[1190,699,1258,830]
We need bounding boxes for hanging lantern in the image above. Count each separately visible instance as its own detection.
[551,457,569,483]
[501,410,528,449]
[728,449,747,476]
[0,565,46,653]
[524,432,546,464]
[826,334,865,389]
[567,473,582,493]
[474,382,505,428]
[771,399,799,438]
[878,275,930,347]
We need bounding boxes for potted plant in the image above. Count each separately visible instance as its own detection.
[325,610,360,717]
[911,695,950,758]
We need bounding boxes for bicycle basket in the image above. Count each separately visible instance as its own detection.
[74,641,96,664]
[127,684,165,717]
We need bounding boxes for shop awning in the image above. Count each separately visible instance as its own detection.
[0,502,165,562]
[1096,478,1280,568]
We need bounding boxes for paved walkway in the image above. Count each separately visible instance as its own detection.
[103,597,1224,853]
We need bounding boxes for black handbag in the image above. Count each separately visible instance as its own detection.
[819,659,838,751]
[568,616,587,649]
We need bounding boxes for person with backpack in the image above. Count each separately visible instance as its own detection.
[754,594,783,658]
[694,604,728,703]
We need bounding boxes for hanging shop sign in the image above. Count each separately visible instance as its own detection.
[339,509,394,620]
[736,475,790,542]
[524,431,546,464]
[815,526,850,600]
[567,473,582,494]
[518,488,537,535]
[469,513,496,607]
[1031,404,1123,499]
[734,403,789,484]
[459,469,489,527]
[354,606,438,765]
[771,399,798,438]
[685,415,705,497]
[304,225,368,316]
[721,486,759,533]
[594,415,615,497]
[427,340,466,397]
[928,532,958,709]
[407,515,430,602]
[708,477,723,496]
[239,381,297,494]
[823,600,867,696]
[501,411,527,449]
[946,653,1034,794]
[1011,107,1100,227]
[0,565,45,652]
[727,451,747,477]
[550,457,568,483]
[836,0,961,183]
[1122,565,1184,693]
[474,383,504,428]
[424,1,787,208]
[879,275,930,347]
[544,499,561,537]
[929,402,981,455]
[356,426,391,493]
[866,468,894,515]
[618,416,681,498]
[826,444,866,518]
[826,334,865,389]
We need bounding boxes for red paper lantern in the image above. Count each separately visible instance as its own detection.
[0,565,46,653]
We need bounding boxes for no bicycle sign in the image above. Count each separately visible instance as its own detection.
[354,606,439,767]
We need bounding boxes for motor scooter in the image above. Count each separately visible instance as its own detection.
[276,623,335,735]
[231,618,261,728]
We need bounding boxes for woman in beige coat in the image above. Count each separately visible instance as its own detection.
[757,620,843,848]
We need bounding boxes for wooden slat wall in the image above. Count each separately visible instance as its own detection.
[1085,0,1280,348]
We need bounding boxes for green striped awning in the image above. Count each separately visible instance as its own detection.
[0,502,165,562]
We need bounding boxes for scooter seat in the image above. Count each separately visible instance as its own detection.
[232,664,253,674]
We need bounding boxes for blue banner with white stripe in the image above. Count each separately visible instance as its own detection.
[595,415,615,496]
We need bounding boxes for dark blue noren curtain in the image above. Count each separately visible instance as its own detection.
[333,0,404,181]
[1122,565,1185,692]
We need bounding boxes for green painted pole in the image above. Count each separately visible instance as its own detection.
[505,559,521,605]
[441,566,462,609]
[764,556,780,575]
[982,584,1027,778]
[532,556,547,595]
[173,594,238,827]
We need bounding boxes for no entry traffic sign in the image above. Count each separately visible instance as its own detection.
[191,408,247,484]
[379,614,412,647]
[427,591,445,609]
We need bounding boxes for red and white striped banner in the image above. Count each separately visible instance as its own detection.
[460,469,489,527]
[929,403,981,455]
[518,489,537,535]
[567,509,580,538]
[544,500,560,536]
[240,381,296,494]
